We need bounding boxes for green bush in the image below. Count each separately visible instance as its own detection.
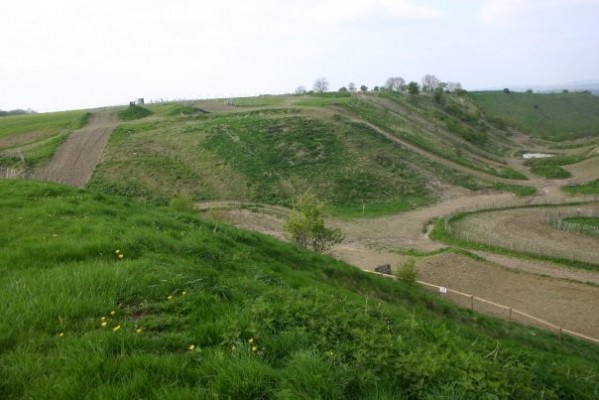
[395,258,417,284]
[118,105,153,121]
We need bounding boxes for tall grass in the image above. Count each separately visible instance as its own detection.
[2,180,598,398]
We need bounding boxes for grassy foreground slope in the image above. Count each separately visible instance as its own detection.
[1,180,598,399]
[470,91,599,141]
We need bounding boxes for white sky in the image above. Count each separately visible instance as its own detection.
[1,0,598,112]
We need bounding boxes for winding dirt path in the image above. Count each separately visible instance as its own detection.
[38,111,118,187]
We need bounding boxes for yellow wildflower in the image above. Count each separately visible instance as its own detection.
[59,332,64,338]
[118,254,124,259]
[100,321,108,328]
[113,325,121,332]
[182,291,187,296]
[248,338,254,344]
[167,295,173,300]
[116,249,120,254]
[101,316,106,321]
[188,344,195,351]
[135,328,143,334]
[110,310,116,316]
[252,346,258,352]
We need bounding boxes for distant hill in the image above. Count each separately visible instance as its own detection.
[469,91,599,141]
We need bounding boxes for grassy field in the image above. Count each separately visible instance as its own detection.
[0,110,89,140]
[563,178,599,195]
[470,91,599,141]
[1,179,598,399]
[118,105,153,121]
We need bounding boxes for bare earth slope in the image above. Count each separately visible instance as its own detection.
[38,111,118,187]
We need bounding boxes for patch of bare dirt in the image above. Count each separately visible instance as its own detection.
[451,204,599,265]
[416,252,599,338]
[37,111,118,187]
[564,157,599,184]
[474,251,599,285]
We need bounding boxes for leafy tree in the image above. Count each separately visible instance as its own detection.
[360,85,368,92]
[407,81,420,95]
[313,77,329,93]
[503,88,511,94]
[284,191,344,252]
[338,86,348,93]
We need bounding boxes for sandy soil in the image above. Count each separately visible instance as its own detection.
[452,204,599,265]
[37,111,118,187]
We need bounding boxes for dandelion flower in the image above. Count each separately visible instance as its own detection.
[182,291,187,296]
[188,344,195,351]
[167,295,173,300]
[101,321,108,328]
[110,310,116,316]
[118,254,124,259]
[252,346,258,352]
[231,345,236,351]
[101,316,106,321]
[59,332,64,338]
[112,325,121,332]
[116,249,120,254]
[248,338,254,344]
[135,328,143,334]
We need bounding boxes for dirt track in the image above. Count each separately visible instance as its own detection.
[38,111,118,187]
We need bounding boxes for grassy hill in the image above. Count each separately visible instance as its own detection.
[470,91,599,141]
[0,110,90,171]
[1,180,598,399]
[88,93,536,217]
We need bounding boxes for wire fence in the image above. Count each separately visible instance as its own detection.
[368,271,599,346]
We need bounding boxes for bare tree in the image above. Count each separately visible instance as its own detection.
[421,74,441,92]
[313,77,329,93]
[446,82,463,93]
[295,85,307,95]
[385,77,405,91]
[348,82,357,92]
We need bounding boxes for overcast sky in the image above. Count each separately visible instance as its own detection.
[1,0,598,112]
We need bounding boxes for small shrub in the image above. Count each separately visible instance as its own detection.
[395,258,417,284]
[284,191,344,252]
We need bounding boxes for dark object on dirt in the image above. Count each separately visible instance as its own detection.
[375,264,392,275]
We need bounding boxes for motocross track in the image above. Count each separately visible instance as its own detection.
[199,153,599,339]
[38,111,118,187]
[36,108,599,340]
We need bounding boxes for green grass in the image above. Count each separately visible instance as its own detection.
[563,178,599,195]
[296,93,353,107]
[118,105,153,121]
[524,154,593,179]
[90,110,434,216]
[564,216,599,227]
[2,179,598,399]
[470,91,599,141]
[0,110,90,140]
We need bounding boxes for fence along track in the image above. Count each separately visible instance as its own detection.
[367,271,599,346]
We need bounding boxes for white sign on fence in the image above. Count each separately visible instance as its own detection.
[439,287,447,294]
